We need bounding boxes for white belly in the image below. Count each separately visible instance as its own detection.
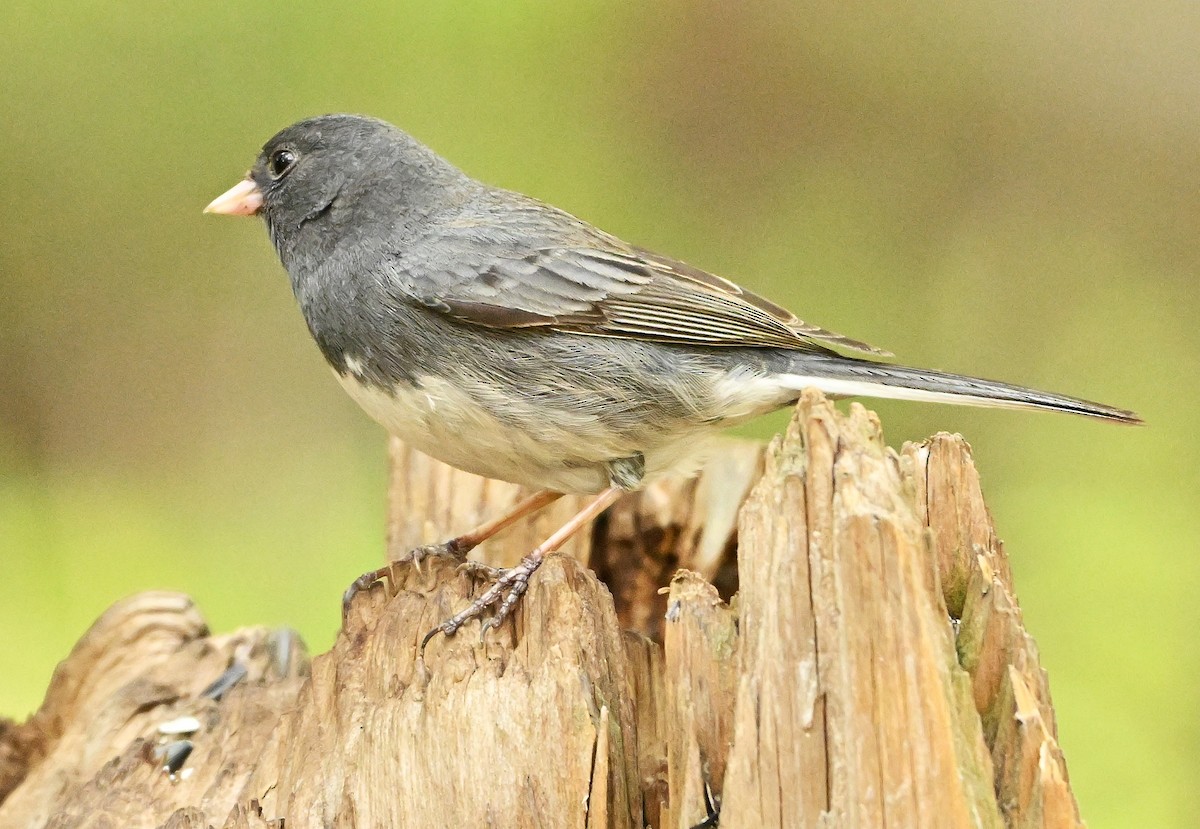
[333,370,624,492]
[332,362,787,494]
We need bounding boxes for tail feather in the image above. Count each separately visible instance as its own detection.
[778,358,1142,425]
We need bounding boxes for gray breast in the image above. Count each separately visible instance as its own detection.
[297,261,788,491]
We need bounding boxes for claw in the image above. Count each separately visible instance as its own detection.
[409,539,465,576]
[420,625,442,654]
[477,616,499,644]
[456,560,502,581]
[341,564,396,621]
[387,488,618,647]
[342,541,472,622]
[421,551,546,652]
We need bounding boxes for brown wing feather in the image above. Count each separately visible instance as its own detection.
[404,215,888,357]
[628,247,891,356]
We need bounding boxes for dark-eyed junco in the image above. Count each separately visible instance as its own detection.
[206,114,1139,642]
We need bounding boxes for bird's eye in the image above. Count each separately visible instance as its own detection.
[267,148,298,180]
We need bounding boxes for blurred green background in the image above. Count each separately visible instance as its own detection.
[1,2,1196,825]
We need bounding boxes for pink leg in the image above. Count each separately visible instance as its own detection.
[454,489,564,550]
[342,489,564,619]
[422,486,623,650]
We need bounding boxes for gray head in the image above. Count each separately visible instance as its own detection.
[206,114,469,266]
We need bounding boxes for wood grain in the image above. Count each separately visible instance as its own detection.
[0,390,1086,828]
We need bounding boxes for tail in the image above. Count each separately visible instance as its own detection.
[776,357,1142,425]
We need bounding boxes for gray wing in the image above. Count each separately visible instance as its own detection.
[394,201,890,357]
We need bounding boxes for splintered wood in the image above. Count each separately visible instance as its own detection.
[0,391,1085,828]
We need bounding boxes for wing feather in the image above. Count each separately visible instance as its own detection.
[394,203,889,357]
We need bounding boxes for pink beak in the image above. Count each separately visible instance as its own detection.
[204,178,264,216]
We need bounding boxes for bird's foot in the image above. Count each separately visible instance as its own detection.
[407,538,468,567]
[341,540,467,620]
[342,563,400,621]
[455,559,504,581]
[421,551,546,652]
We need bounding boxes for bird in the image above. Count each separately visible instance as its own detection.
[205,114,1140,644]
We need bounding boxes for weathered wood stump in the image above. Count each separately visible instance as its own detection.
[0,391,1084,828]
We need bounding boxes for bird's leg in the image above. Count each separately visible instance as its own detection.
[341,489,562,619]
[439,489,565,559]
[421,486,623,650]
